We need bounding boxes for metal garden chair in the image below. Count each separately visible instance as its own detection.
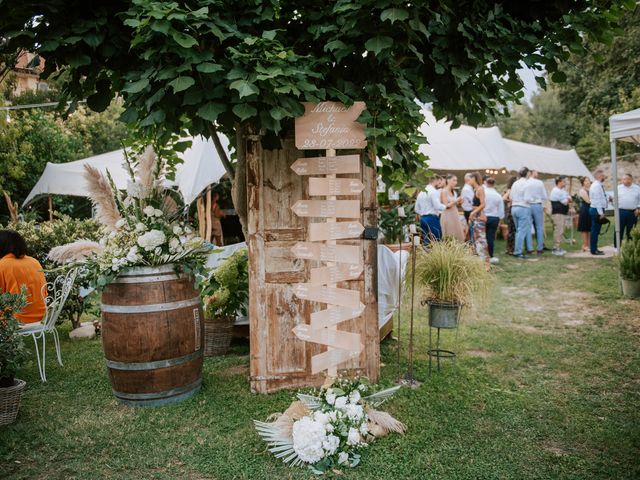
[19,268,78,382]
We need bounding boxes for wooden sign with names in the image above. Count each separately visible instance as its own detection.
[293,284,361,308]
[291,100,367,378]
[295,102,366,150]
[291,242,361,265]
[309,178,365,196]
[291,155,360,176]
[309,264,363,285]
[291,200,360,219]
[308,221,364,241]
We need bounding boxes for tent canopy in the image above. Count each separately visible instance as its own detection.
[23,135,230,206]
[420,110,591,178]
[609,108,640,142]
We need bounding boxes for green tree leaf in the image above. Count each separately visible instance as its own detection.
[380,8,409,24]
[232,103,257,120]
[197,102,225,122]
[171,31,198,48]
[364,36,393,55]
[196,63,224,73]
[168,76,195,93]
[230,80,259,98]
[122,78,149,94]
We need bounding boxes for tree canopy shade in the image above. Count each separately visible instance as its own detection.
[1,0,633,219]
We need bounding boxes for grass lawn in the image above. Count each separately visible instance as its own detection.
[1,235,639,479]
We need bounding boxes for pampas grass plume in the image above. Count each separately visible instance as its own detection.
[48,240,103,264]
[84,165,121,230]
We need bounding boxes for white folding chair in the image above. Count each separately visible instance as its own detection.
[19,269,78,382]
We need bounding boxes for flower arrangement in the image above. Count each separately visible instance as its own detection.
[0,288,29,388]
[255,377,405,474]
[53,146,208,287]
[199,249,249,319]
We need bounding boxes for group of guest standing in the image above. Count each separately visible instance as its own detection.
[414,168,640,262]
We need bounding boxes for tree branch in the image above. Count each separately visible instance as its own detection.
[207,122,235,178]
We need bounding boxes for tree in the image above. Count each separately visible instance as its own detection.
[1,0,632,230]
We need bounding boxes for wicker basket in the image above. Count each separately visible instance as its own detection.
[204,316,234,356]
[0,379,26,426]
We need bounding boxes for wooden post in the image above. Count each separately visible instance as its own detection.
[205,188,213,242]
[48,195,53,221]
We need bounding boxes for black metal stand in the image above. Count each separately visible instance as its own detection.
[427,304,460,376]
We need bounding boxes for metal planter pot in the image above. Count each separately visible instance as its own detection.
[428,301,462,329]
[621,278,640,299]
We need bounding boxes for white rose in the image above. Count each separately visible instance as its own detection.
[359,422,369,435]
[347,427,361,446]
[169,237,180,252]
[126,246,140,263]
[137,229,166,251]
[325,392,336,405]
[349,390,361,404]
[345,403,364,422]
[338,452,349,465]
[185,227,192,234]
[313,411,330,425]
[325,423,334,433]
[322,434,339,455]
[154,209,163,217]
[328,411,337,422]
[115,218,126,229]
[172,225,183,235]
[292,417,327,464]
[334,396,347,410]
[135,222,146,232]
[143,205,156,217]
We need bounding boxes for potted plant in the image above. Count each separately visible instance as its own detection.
[199,249,249,356]
[0,288,29,425]
[415,239,491,328]
[619,226,640,298]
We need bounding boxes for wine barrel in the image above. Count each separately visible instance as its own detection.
[101,265,204,407]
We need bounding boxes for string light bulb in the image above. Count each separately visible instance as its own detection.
[5,111,10,123]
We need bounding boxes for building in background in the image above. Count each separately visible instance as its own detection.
[12,51,47,95]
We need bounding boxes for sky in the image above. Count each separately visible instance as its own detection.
[518,66,541,104]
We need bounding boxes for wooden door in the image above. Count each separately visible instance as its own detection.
[247,134,379,393]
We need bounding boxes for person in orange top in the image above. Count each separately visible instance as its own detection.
[0,230,47,324]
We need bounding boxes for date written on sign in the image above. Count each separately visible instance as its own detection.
[308,178,364,196]
[291,155,360,176]
[308,221,364,241]
[291,200,360,219]
[291,242,361,265]
[310,304,366,329]
[293,284,361,308]
[309,264,363,285]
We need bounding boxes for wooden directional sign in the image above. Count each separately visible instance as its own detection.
[311,304,365,329]
[291,200,360,219]
[309,178,365,196]
[310,264,363,285]
[291,242,361,265]
[291,155,360,176]
[310,348,362,375]
[293,325,363,352]
[293,284,360,308]
[309,221,364,241]
[295,102,367,150]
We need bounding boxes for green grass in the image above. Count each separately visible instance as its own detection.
[1,234,639,479]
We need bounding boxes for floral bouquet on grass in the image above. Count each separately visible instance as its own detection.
[48,146,207,287]
[255,377,405,474]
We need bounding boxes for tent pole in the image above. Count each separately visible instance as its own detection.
[610,139,621,253]
[48,195,53,221]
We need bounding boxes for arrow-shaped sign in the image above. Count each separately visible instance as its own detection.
[293,325,363,352]
[291,242,361,265]
[293,284,361,308]
[291,200,360,218]
[310,348,362,375]
[310,264,363,285]
[308,221,364,241]
[311,304,365,329]
[308,178,365,196]
[291,155,360,176]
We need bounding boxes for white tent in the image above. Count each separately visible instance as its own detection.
[609,107,640,250]
[420,110,591,178]
[504,139,592,179]
[23,135,230,207]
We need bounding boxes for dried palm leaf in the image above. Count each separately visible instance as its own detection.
[161,194,179,217]
[297,393,323,411]
[48,240,103,264]
[84,165,121,230]
[366,407,406,436]
[135,145,157,199]
[363,385,401,407]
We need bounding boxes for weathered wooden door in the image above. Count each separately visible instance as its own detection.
[247,134,379,393]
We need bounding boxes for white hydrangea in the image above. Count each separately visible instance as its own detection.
[325,391,336,405]
[292,417,327,464]
[137,229,166,251]
[135,222,146,233]
[359,422,369,435]
[143,205,156,217]
[349,390,361,404]
[334,396,348,410]
[313,411,330,425]
[154,208,163,217]
[347,427,361,446]
[338,452,349,465]
[126,246,141,263]
[345,403,364,422]
[322,434,340,455]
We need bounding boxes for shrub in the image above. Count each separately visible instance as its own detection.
[0,288,30,387]
[619,226,640,281]
[199,249,249,319]
[379,204,415,244]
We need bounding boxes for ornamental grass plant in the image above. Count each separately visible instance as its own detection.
[414,238,491,307]
[619,225,640,281]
